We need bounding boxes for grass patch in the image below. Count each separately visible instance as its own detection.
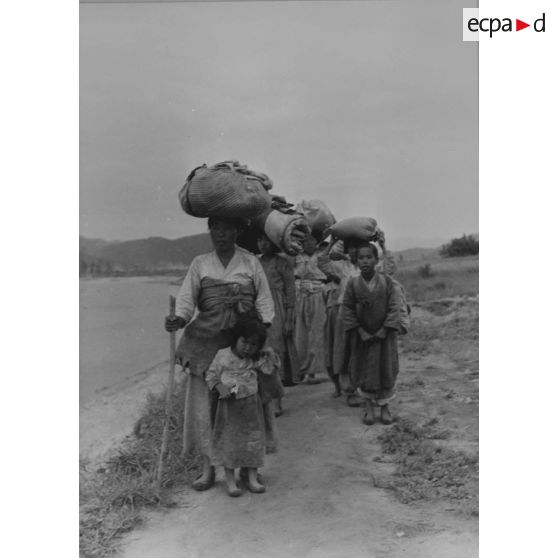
[378,419,478,516]
[395,256,478,302]
[80,383,198,558]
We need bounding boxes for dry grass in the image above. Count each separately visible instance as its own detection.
[378,419,479,516]
[80,383,199,558]
[394,255,478,302]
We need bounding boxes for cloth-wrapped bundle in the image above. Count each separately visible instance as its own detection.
[254,209,310,256]
[295,199,336,239]
[327,217,379,242]
[179,160,273,218]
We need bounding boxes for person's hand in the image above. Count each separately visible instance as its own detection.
[371,327,387,341]
[165,316,186,332]
[358,327,374,342]
[216,383,231,399]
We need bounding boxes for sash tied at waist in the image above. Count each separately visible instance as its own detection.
[176,277,259,377]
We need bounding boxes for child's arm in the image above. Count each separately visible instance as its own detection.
[254,348,281,376]
[206,354,232,399]
[372,277,401,340]
[341,278,361,331]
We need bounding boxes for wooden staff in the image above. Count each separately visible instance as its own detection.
[156,295,177,487]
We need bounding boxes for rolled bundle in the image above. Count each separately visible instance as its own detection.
[262,210,310,255]
[179,160,273,218]
[295,199,336,239]
[327,216,378,242]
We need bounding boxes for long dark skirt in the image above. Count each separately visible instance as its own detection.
[211,394,268,469]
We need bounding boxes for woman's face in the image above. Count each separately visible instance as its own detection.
[209,220,238,252]
[235,335,260,358]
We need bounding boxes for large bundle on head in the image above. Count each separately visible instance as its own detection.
[295,200,336,240]
[179,160,273,218]
[179,161,310,255]
[326,217,379,242]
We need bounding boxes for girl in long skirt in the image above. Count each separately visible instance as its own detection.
[206,318,280,497]
[341,242,401,425]
[257,233,299,415]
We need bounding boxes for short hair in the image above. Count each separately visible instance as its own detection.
[231,317,267,351]
[207,216,244,231]
[356,242,379,260]
[256,232,280,254]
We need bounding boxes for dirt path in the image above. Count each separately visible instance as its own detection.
[120,345,478,558]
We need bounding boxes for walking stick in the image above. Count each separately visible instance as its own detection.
[156,295,177,488]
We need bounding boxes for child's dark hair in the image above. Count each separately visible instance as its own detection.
[355,242,379,259]
[231,317,267,352]
[256,232,280,254]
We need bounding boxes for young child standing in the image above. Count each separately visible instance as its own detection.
[341,242,401,425]
[257,233,299,416]
[205,318,280,497]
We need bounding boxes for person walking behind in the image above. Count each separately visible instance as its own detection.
[293,233,327,384]
[257,233,299,415]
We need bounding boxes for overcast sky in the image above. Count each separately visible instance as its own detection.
[80,0,478,249]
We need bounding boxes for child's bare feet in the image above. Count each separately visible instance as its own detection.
[247,468,266,494]
[224,467,242,497]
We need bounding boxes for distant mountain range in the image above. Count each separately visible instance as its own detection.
[79,234,213,274]
[79,232,478,276]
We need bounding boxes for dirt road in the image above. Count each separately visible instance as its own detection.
[120,322,478,558]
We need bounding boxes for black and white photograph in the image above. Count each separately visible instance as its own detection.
[79,1,479,556]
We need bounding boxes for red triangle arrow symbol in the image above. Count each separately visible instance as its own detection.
[516,19,530,31]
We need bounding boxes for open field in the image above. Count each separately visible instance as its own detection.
[80,256,478,558]
[394,255,478,302]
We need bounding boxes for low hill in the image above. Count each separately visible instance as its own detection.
[79,234,212,275]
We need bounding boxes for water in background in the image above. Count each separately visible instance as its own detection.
[80,276,181,406]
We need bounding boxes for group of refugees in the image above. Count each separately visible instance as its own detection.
[164,215,409,498]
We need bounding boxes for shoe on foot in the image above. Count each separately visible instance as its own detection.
[192,467,215,491]
[226,483,242,497]
[247,476,266,494]
[362,410,375,426]
[306,376,321,385]
[380,406,394,425]
[239,467,264,485]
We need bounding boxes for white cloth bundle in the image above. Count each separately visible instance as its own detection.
[327,217,379,242]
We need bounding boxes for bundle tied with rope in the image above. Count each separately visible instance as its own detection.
[179,160,310,254]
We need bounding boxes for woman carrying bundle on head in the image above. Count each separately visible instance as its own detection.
[341,241,402,425]
[164,216,275,491]
[293,232,328,384]
[318,238,361,401]
[257,232,299,416]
